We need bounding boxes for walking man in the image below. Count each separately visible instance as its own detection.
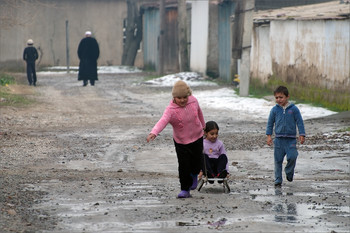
[23,39,39,86]
[77,31,100,86]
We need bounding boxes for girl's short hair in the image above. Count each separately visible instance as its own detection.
[205,121,219,133]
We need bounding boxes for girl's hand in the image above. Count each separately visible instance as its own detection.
[299,135,305,144]
[147,133,156,142]
[198,170,203,179]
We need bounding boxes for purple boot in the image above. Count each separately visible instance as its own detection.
[177,190,191,198]
[190,174,198,190]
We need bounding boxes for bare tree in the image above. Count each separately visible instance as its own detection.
[177,0,189,71]
[121,0,143,66]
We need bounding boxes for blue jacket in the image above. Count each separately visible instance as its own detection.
[266,103,305,138]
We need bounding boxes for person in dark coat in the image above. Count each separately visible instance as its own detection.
[77,31,100,86]
[23,39,39,86]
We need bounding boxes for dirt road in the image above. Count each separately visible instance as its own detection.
[0,72,349,232]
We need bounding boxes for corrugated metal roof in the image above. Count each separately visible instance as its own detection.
[254,0,350,22]
[141,0,178,9]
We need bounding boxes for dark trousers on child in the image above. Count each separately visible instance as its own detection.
[204,154,228,176]
[174,137,203,191]
[274,137,298,184]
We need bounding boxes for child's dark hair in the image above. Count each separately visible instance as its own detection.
[204,121,219,133]
[274,86,289,97]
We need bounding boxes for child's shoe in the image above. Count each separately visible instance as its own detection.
[207,173,215,184]
[207,173,215,178]
[190,174,198,190]
[218,170,228,178]
[177,190,191,198]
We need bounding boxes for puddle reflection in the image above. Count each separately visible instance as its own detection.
[274,203,297,222]
[272,187,297,222]
[249,187,330,225]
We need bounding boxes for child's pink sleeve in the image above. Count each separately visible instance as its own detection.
[150,107,171,136]
[198,104,205,128]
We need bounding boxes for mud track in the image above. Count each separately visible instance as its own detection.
[0,72,349,232]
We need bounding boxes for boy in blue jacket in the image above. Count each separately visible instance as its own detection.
[266,86,305,187]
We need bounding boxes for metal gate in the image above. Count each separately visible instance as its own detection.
[218,1,235,82]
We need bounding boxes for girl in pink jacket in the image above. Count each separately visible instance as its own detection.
[147,80,205,198]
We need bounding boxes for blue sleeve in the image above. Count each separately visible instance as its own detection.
[294,107,305,136]
[266,107,275,135]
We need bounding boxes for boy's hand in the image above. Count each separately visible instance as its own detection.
[146,133,156,142]
[267,135,273,146]
[299,135,305,144]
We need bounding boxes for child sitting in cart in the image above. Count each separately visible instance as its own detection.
[201,121,229,183]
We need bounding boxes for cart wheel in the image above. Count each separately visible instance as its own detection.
[197,179,204,191]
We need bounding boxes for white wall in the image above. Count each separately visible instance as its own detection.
[189,0,209,74]
[251,25,272,82]
[0,0,127,67]
[251,19,350,90]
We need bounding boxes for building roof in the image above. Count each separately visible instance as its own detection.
[141,0,178,9]
[254,0,350,22]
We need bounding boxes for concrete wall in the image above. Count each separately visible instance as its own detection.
[0,0,127,67]
[251,19,350,91]
[189,0,209,75]
[206,2,219,78]
[255,0,334,10]
[251,24,272,83]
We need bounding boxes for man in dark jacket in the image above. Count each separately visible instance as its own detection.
[23,39,39,86]
[77,31,100,86]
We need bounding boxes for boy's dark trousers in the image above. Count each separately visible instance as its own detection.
[26,62,37,85]
[174,137,203,191]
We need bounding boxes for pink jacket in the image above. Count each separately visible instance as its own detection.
[150,95,205,144]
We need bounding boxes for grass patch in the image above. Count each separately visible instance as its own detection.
[245,76,349,112]
[0,73,15,86]
[143,74,162,81]
[337,127,350,133]
[0,87,33,107]
[0,73,34,107]
[248,78,273,98]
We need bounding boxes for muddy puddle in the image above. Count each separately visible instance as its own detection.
[26,174,349,233]
[1,73,349,232]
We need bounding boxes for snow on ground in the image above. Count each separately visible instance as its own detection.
[39,67,337,120]
[38,66,142,75]
[195,88,337,121]
[143,72,217,86]
[147,72,337,121]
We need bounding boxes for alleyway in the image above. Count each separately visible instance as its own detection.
[0,72,349,232]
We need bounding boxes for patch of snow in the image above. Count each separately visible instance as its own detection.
[147,72,337,121]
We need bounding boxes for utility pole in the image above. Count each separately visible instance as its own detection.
[66,20,70,73]
[177,0,189,71]
[158,0,165,75]
[232,0,244,76]
[239,0,255,97]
